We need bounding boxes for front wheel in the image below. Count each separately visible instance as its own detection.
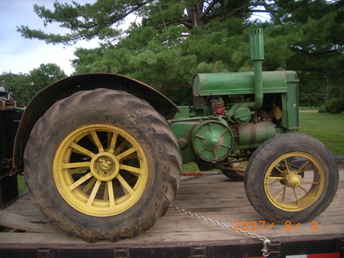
[245,133,338,223]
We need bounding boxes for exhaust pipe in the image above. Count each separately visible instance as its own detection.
[250,28,264,109]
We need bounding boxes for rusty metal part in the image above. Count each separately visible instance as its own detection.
[12,73,178,173]
[229,160,248,174]
[273,104,283,120]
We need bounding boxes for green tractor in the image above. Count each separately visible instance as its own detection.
[2,29,338,241]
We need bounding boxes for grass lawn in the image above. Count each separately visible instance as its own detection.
[299,106,319,111]
[299,112,344,155]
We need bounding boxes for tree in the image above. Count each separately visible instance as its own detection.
[18,1,344,105]
[18,0,267,45]
[0,64,66,106]
[265,0,344,104]
[18,1,270,104]
[29,63,66,92]
[0,73,32,106]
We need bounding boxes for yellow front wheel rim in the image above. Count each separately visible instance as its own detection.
[53,124,149,217]
[264,152,326,212]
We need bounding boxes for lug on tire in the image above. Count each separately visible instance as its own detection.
[24,89,181,241]
[245,133,338,223]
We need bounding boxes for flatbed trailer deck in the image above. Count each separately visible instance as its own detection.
[0,165,343,258]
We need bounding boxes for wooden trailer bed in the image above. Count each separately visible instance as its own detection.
[0,166,343,251]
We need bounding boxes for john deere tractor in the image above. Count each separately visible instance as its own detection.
[1,28,338,241]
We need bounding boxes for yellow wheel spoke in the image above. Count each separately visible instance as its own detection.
[298,185,308,193]
[69,173,93,190]
[274,165,285,174]
[114,141,127,155]
[284,159,290,173]
[301,180,320,185]
[70,143,95,158]
[120,164,142,175]
[69,168,89,175]
[297,160,311,174]
[117,148,137,161]
[117,175,134,195]
[90,131,104,152]
[268,176,284,181]
[293,188,298,205]
[282,186,287,202]
[83,177,96,193]
[107,181,115,207]
[87,180,101,206]
[274,187,285,200]
[63,162,91,169]
[108,133,118,153]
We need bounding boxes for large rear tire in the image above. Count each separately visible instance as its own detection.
[245,133,338,223]
[24,89,181,241]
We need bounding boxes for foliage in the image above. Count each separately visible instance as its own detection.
[0,73,32,106]
[17,0,262,45]
[0,64,66,106]
[300,112,344,155]
[266,0,344,105]
[325,98,344,113]
[17,0,270,103]
[16,0,344,106]
[29,63,66,93]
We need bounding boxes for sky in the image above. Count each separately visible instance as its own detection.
[0,0,98,75]
[0,1,269,76]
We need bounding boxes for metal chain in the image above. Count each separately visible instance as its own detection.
[165,194,272,257]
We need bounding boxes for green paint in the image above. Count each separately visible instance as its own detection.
[281,72,300,130]
[174,106,192,119]
[250,28,264,109]
[193,71,296,96]
[191,120,234,162]
[227,104,252,123]
[169,120,197,163]
[250,28,265,61]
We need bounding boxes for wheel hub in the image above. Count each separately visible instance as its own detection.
[285,172,301,188]
[91,153,119,181]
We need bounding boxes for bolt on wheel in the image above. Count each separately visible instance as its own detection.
[53,124,148,217]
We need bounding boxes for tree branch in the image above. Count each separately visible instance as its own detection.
[107,0,154,25]
[291,46,343,56]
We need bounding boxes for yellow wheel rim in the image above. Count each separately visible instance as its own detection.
[53,124,149,217]
[264,152,326,212]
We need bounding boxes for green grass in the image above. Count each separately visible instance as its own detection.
[299,112,344,155]
[299,106,319,111]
